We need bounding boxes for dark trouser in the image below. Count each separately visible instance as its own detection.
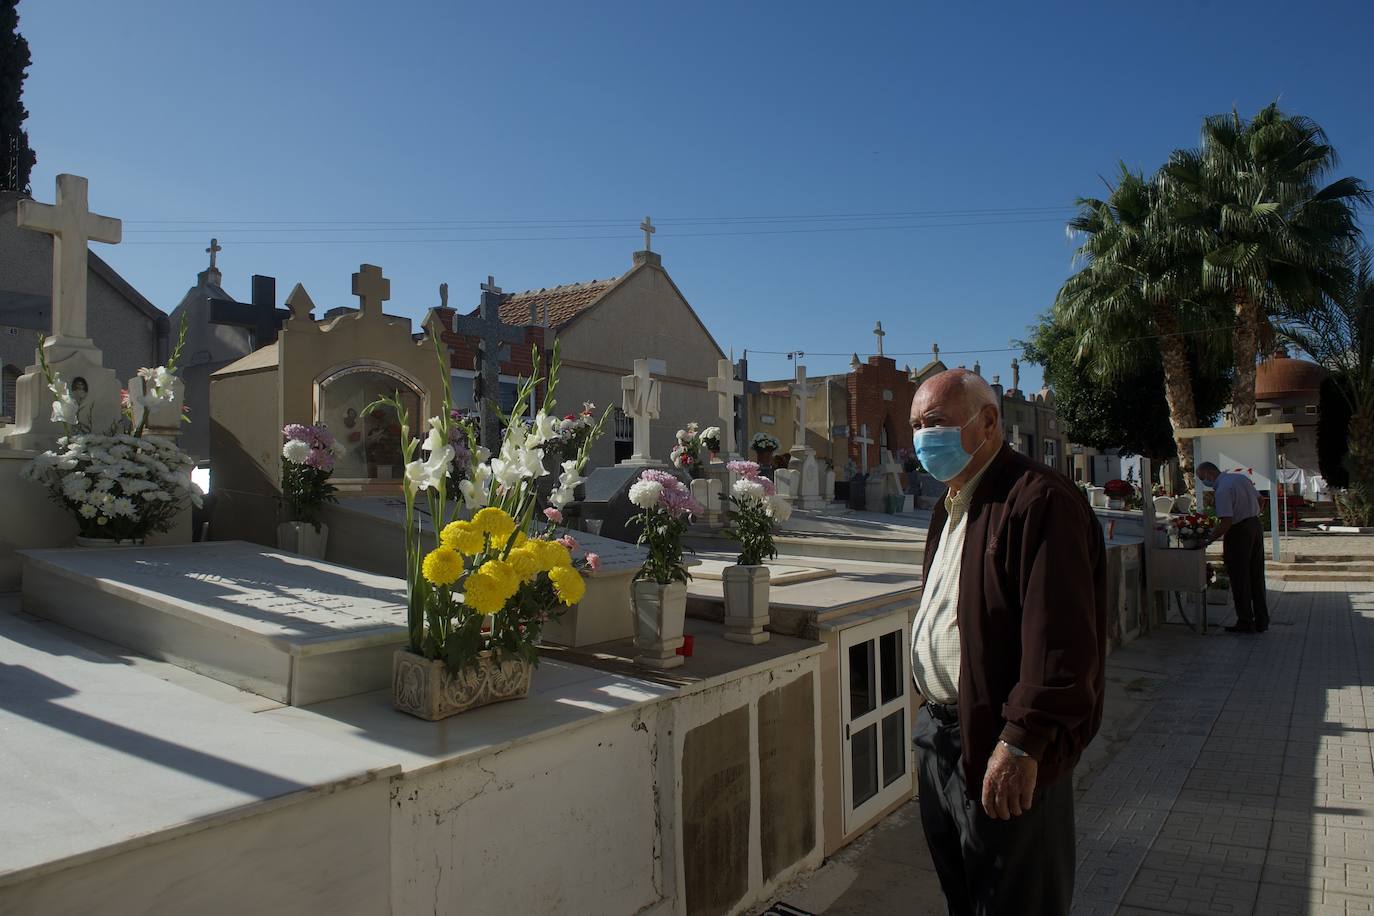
[1223,517,1269,629]
[914,705,1075,916]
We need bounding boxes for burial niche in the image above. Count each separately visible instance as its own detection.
[317,364,423,481]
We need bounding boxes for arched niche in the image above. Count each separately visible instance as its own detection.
[315,362,425,482]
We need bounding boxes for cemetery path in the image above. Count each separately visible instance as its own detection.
[766,578,1374,916]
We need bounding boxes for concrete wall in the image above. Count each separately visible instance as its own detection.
[391,649,824,916]
[557,264,722,470]
[747,377,842,467]
[0,450,78,591]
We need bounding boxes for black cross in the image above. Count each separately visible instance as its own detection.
[209,275,290,349]
[453,277,525,447]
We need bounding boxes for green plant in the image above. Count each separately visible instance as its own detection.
[628,469,702,584]
[722,460,786,565]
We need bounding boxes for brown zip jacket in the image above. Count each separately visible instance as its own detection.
[921,444,1107,797]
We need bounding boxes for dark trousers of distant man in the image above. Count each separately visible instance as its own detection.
[914,704,1075,916]
[1223,516,1270,631]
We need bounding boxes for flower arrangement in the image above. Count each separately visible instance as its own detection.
[1103,479,1134,501]
[751,431,780,453]
[670,422,705,475]
[628,468,704,584]
[280,424,341,530]
[700,425,722,455]
[23,321,202,543]
[1171,513,1216,546]
[724,460,791,565]
[375,335,609,672]
[544,402,599,466]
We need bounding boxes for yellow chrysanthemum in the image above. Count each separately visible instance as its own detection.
[472,507,516,540]
[462,571,506,615]
[440,520,485,555]
[513,531,529,549]
[507,546,540,582]
[480,559,519,599]
[421,546,463,587]
[549,565,586,606]
[529,538,572,572]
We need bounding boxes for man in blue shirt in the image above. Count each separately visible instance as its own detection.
[1198,462,1269,633]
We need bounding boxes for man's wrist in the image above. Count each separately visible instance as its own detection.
[998,739,1031,759]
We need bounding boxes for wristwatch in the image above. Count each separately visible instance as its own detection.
[999,740,1030,758]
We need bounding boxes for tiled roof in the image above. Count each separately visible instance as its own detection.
[496,276,622,328]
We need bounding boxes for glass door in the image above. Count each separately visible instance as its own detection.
[840,614,912,834]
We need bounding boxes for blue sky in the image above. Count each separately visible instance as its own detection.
[16,0,1374,390]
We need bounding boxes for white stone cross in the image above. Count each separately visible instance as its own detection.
[17,174,122,342]
[873,321,885,357]
[351,264,390,317]
[621,358,662,462]
[706,358,743,457]
[206,237,222,271]
[640,216,655,251]
[481,275,502,296]
[853,423,874,470]
[790,364,820,449]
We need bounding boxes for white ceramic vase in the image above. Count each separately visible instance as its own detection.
[722,564,771,645]
[632,580,687,669]
[276,521,329,559]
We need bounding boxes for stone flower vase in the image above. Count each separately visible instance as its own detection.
[1152,495,1175,515]
[722,564,771,645]
[632,579,687,670]
[1107,498,1125,510]
[276,521,329,560]
[392,649,534,721]
[754,447,775,468]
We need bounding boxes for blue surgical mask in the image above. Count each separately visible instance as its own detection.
[913,413,983,482]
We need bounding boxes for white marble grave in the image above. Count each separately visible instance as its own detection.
[19,541,408,705]
[540,529,647,647]
[691,558,836,587]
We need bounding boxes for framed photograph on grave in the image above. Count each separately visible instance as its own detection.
[316,364,423,481]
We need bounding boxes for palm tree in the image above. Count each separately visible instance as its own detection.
[1163,103,1368,425]
[1278,244,1374,523]
[1055,165,1227,492]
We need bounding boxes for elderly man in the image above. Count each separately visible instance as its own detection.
[909,369,1106,915]
[1197,461,1269,633]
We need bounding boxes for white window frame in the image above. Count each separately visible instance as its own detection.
[839,613,913,834]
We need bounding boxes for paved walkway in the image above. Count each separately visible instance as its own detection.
[768,578,1374,915]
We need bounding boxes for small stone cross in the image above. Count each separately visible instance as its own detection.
[481,275,502,296]
[640,216,655,252]
[1011,357,1020,392]
[621,358,662,462]
[932,342,940,362]
[206,237,222,271]
[706,358,744,457]
[17,174,122,341]
[853,423,874,469]
[873,321,885,357]
[351,264,390,317]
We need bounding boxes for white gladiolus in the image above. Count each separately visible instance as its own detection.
[459,462,493,509]
[404,444,454,492]
[528,411,559,447]
[282,439,311,464]
[422,417,447,454]
[629,479,664,509]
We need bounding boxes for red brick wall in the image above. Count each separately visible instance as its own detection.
[846,356,916,470]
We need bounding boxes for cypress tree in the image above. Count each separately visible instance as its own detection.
[1,0,37,194]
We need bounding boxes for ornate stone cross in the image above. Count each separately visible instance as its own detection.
[351,264,390,318]
[640,216,655,252]
[17,174,121,342]
[853,423,874,470]
[873,321,885,357]
[454,275,524,448]
[206,237,222,271]
[706,357,744,457]
[620,358,662,462]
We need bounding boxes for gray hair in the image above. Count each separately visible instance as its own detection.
[1197,461,1220,475]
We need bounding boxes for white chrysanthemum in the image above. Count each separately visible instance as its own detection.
[732,478,766,505]
[78,503,99,519]
[282,439,311,464]
[629,480,663,509]
[110,497,137,518]
[765,494,793,523]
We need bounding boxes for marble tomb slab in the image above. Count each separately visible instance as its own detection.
[541,529,646,648]
[690,559,836,587]
[19,541,408,705]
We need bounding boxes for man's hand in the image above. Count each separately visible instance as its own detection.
[981,742,1038,820]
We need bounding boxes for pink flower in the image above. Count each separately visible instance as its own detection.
[558,534,580,552]
[543,507,563,524]
[305,448,334,471]
[585,552,601,572]
[283,423,311,442]
[760,476,776,496]
[727,459,761,479]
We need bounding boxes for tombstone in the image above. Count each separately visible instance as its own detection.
[452,276,525,449]
[620,357,665,466]
[868,449,907,514]
[576,463,691,544]
[689,476,723,526]
[210,263,448,547]
[823,467,836,502]
[788,365,825,510]
[1,174,123,449]
[774,468,799,502]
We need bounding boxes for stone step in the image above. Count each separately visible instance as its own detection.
[1269,561,1374,573]
[1271,572,1374,583]
[772,535,923,566]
